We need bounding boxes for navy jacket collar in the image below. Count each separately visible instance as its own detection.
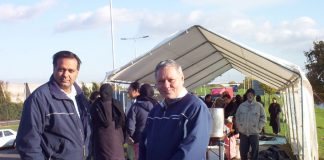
[48,75,83,100]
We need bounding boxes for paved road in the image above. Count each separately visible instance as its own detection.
[0,148,20,160]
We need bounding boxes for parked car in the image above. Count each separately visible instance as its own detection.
[0,129,17,148]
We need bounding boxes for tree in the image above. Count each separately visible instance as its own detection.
[81,82,91,99]
[0,81,23,120]
[0,81,11,104]
[0,81,6,104]
[259,83,277,95]
[91,82,100,92]
[304,41,324,103]
[228,80,236,84]
[259,82,277,104]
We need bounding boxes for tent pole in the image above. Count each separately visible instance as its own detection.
[243,79,245,92]
[287,87,298,157]
[114,83,117,99]
[281,91,289,140]
[291,85,301,159]
[284,88,292,145]
[300,78,305,160]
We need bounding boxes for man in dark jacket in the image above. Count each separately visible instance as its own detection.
[139,59,212,160]
[16,51,92,160]
[127,83,158,160]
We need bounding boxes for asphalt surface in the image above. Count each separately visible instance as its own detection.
[0,148,20,160]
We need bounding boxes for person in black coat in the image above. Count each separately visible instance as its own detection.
[268,98,282,135]
[91,83,126,160]
[223,94,238,119]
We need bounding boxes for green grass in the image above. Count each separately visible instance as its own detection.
[315,108,324,159]
[0,124,19,131]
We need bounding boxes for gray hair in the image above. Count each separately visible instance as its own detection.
[154,59,183,78]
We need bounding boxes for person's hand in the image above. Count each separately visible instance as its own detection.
[127,137,134,144]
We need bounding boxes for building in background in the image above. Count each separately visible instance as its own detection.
[2,83,40,103]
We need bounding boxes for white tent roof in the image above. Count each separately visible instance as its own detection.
[106,25,318,159]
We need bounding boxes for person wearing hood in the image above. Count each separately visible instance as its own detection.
[236,88,266,160]
[126,83,158,160]
[91,83,126,160]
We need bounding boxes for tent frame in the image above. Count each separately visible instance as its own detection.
[105,25,318,160]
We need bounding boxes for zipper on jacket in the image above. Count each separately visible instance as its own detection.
[162,100,167,117]
[68,98,87,159]
[48,149,53,160]
[83,144,86,159]
[79,128,86,159]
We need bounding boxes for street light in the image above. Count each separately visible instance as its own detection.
[109,0,115,70]
[120,35,149,58]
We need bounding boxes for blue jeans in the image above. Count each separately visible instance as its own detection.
[239,133,259,160]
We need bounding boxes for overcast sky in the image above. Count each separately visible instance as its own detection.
[1,0,323,83]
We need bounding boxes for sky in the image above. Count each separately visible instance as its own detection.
[1,0,324,84]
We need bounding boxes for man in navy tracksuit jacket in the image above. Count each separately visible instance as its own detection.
[139,59,212,160]
[16,51,92,160]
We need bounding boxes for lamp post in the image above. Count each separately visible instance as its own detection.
[109,0,115,69]
[121,35,149,58]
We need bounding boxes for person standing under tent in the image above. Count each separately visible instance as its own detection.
[256,95,265,135]
[236,88,266,160]
[204,94,213,108]
[139,59,212,160]
[127,81,141,105]
[126,83,158,160]
[256,95,264,106]
[126,81,141,160]
[269,97,282,135]
[223,94,238,119]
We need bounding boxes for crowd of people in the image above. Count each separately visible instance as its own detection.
[204,89,282,160]
[15,51,282,160]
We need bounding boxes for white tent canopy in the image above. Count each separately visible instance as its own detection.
[106,25,318,160]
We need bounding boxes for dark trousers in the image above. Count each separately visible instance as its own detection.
[239,133,259,160]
